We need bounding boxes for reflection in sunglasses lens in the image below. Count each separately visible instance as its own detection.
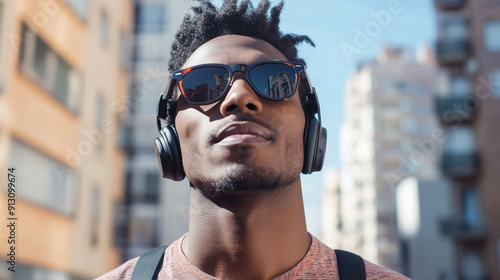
[181,63,296,103]
[250,64,295,99]
[183,67,229,103]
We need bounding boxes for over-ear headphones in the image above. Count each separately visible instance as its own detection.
[154,125,185,181]
[154,78,327,181]
[301,87,327,174]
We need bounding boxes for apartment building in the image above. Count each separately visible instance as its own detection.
[321,168,342,250]
[118,0,194,262]
[338,46,443,271]
[434,0,500,278]
[0,0,133,279]
[395,177,456,279]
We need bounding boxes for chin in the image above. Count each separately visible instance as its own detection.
[186,147,302,195]
[188,163,282,194]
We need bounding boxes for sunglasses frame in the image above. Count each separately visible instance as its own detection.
[172,60,309,104]
[157,60,317,130]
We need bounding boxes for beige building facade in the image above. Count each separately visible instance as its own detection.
[0,0,133,279]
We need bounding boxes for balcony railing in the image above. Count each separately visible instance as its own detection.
[436,39,471,65]
[440,218,486,241]
[441,152,480,177]
[435,96,478,123]
[435,0,465,10]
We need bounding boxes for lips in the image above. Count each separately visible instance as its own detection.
[215,122,272,145]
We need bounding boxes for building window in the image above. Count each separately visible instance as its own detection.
[450,76,471,97]
[490,70,500,98]
[461,188,483,229]
[100,11,109,45]
[439,13,468,40]
[33,36,50,80]
[97,95,106,128]
[124,171,133,205]
[144,173,160,203]
[8,139,77,215]
[96,95,106,149]
[132,172,160,203]
[132,39,165,61]
[400,118,417,133]
[18,23,81,112]
[113,201,127,247]
[118,124,133,151]
[65,0,89,21]
[417,83,427,96]
[119,30,131,69]
[417,104,430,115]
[400,97,412,112]
[444,126,475,154]
[91,187,100,246]
[396,81,411,91]
[134,3,166,33]
[484,19,500,52]
[461,251,485,279]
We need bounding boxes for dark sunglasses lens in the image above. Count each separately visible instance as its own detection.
[182,67,229,103]
[249,64,296,99]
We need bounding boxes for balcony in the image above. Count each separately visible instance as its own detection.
[435,96,478,123]
[436,39,471,65]
[440,218,486,242]
[435,0,465,10]
[441,152,480,178]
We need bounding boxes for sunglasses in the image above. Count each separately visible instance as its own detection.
[163,60,311,105]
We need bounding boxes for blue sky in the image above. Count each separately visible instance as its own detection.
[212,0,437,236]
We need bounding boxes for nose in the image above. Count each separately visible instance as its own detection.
[219,72,263,116]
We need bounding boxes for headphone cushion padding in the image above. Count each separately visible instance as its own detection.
[154,125,185,181]
[302,117,320,174]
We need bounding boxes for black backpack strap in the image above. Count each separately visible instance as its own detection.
[335,249,366,280]
[131,245,168,280]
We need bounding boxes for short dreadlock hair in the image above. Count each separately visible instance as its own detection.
[168,0,315,73]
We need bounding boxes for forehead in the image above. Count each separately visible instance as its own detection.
[182,35,288,68]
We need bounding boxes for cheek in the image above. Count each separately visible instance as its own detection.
[268,101,305,135]
[288,116,306,163]
[270,101,306,162]
[175,108,206,162]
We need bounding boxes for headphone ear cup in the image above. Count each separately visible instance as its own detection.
[302,117,319,174]
[154,125,185,181]
[302,117,327,174]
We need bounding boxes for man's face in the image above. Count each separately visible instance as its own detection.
[175,35,305,193]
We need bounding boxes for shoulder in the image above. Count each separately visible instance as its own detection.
[94,257,139,280]
[94,236,185,280]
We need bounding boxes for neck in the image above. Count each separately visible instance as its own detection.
[182,180,311,280]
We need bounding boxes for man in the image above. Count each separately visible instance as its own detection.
[98,0,409,279]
